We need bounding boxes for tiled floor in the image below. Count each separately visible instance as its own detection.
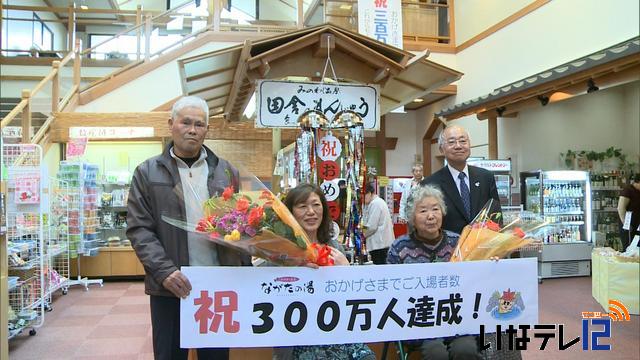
[8,277,640,359]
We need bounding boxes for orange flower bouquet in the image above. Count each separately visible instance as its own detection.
[450,199,547,262]
[164,185,331,266]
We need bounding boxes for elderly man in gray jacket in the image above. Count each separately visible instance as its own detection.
[127,96,250,360]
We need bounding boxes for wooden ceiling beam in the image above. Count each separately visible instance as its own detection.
[476,63,640,120]
[185,65,236,82]
[443,54,640,121]
[190,81,234,95]
[224,40,252,118]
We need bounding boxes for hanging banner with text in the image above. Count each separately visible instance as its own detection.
[256,80,380,130]
[180,258,538,348]
[358,0,403,49]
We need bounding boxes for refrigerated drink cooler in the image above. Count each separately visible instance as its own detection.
[468,159,512,206]
[520,170,592,279]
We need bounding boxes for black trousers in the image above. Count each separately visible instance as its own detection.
[369,247,389,264]
[150,295,229,360]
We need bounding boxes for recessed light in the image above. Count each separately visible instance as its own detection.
[412,98,424,103]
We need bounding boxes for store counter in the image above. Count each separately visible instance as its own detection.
[592,248,639,315]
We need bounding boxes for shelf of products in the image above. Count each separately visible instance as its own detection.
[98,182,130,248]
[520,170,592,278]
[590,172,623,250]
[58,162,103,290]
[3,144,45,339]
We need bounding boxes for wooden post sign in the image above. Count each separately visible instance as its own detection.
[256,80,380,130]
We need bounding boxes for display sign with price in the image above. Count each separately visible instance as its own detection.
[180,259,538,348]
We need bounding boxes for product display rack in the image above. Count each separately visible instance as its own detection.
[98,182,130,248]
[520,170,593,279]
[590,172,623,250]
[58,161,103,290]
[43,177,71,305]
[3,144,45,338]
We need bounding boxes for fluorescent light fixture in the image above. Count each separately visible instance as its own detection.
[339,4,352,10]
[412,98,424,103]
[80,5,89,9]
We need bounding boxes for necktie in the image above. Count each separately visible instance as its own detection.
[458,172,471,219]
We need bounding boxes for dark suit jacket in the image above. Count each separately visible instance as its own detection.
[421,165,502,235]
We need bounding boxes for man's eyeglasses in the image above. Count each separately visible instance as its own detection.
[444,138,469,147]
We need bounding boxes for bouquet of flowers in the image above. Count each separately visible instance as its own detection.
[164,184,333,266]
[450,199,547,262]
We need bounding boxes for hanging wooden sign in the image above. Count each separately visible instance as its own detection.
[256,80,379,130]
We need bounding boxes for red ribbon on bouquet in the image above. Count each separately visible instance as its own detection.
[311,243,335,266]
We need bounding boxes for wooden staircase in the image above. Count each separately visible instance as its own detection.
[0,98,48,144]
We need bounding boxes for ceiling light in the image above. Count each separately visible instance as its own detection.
[80,5,89,9]
[339,4,352,10]
[412,98,424,103]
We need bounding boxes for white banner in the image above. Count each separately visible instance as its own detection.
[180,259,538,348]
[68,126,154,139]
[358,0,403,49]
[256,80,379,130]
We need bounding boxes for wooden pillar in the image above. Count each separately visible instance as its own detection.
[375,116,387,175]
[51,61,60,113]
[67,5,75,52]
[21,90,32,143]
[271,128,282,193]
[422,138,431,175]
[136,5,142,61]
[144,15,152,61]
[488,116,498,159]
[297,0,304,29]
[73,39,81,87]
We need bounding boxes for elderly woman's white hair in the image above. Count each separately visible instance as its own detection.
[171,96,209,123]
[405,185,447,235]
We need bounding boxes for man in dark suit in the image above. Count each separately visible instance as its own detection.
[421,125,502,235]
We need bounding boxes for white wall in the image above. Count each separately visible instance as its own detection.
[259,0,297,22]
[499,81,640,180]
[423,0,639,177]
[454,0,531,45]
[75,41,239,112]
[385,110,418,176]
[453,0,640,105]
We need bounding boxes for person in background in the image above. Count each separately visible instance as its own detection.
[399,164,424,223]
[363,183,395,264]
[274,183,375,360]
[387,185,481,359]
[618,173,640,248]
[421,125,501,235]
[127,96,250,360]
[337,179,348,227]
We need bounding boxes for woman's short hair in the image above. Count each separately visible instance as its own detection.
[405,185,447,235]
[284,183,332,245]
[171,96,209,123]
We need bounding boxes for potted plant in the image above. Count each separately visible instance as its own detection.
[561,149,577,169]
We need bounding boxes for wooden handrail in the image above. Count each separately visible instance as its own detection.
[81,22,146,55]
[148,24,212,58]
[30,70,58,98]
[80,0,194,56]
[59,84,80,111]
[0,99,27,130]
[58,49,75,68]
[3,4,140,15]
[31,115,54,145]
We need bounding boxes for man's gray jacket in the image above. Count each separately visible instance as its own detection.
[126,143,251,297]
